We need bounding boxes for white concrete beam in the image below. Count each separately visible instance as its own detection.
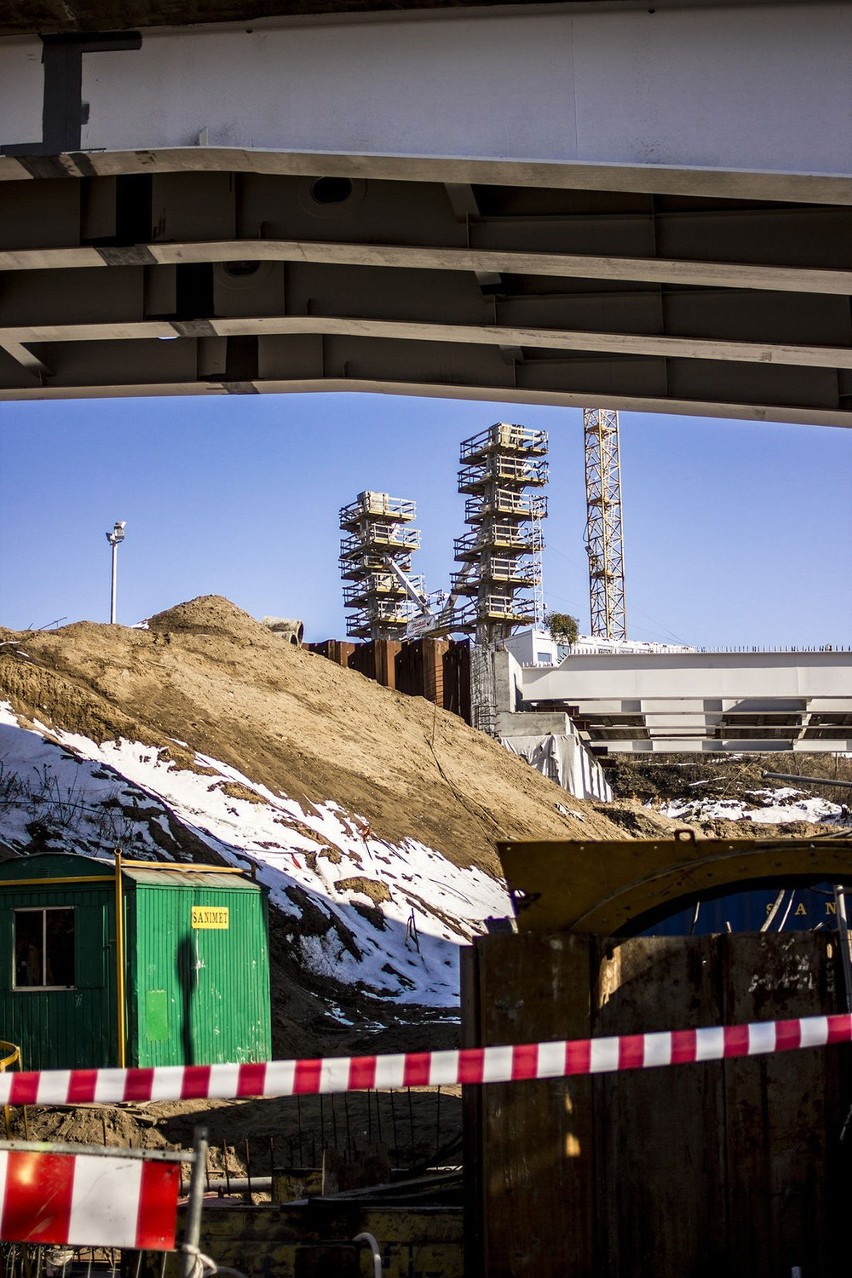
[1,5,850,185]
[1,240,850,296]
[3,316,850,371]
[506,648,852,752]
[0,338,49,374]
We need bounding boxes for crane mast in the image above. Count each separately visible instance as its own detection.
[583,408,627,641]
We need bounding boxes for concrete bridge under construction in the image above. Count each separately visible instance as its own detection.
[497,636,852,754]
[0,0,849,424]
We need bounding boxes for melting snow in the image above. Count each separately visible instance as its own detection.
[658,787,847,826]
[0,703,510,1011]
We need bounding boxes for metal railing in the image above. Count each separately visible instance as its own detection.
[480,595,536,623]
[0,1040,25,1139]
[339,493,416,527]
[454,525,538,558]
[339,527,420,557]
[338,552,414,578]
[459,423,547,462]
[343,574,424,605]
[457,457,549,491]
[450,561,539,593]
[464,491,548,522]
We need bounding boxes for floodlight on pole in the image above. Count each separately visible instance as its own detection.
[105,520,126,624]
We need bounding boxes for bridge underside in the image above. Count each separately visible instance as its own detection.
[1,153,851,422]
[502,649,852,753]
[0,0,820,38]
[565,697,852,754]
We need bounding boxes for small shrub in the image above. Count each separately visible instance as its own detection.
[547,612,580,645]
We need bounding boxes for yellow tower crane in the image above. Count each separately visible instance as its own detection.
[583,408,627,641]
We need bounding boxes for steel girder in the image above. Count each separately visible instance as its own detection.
[0,163,849,422]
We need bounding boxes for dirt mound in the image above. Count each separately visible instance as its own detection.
[148,595,273,642]
[592,801,691,839]
[604,753,852,806]
[0,597,632,879]
[0,597,654,1067]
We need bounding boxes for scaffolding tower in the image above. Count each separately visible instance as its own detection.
[453,423,548,734]
[339,491,423,640]
[584,408,627,641]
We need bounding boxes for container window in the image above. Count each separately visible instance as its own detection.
[14,908,75,989]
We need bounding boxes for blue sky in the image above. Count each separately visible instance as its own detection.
[1,393,850,649]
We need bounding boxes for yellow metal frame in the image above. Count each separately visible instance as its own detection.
[498,834,852,936]
[0,866,249,883]
[2,875,115,887]
[0,1040,26,1139]
[114,849,126,1068]
[0,1042,20,1071]
[119,860,252,875]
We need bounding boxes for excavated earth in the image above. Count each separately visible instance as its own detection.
[0,595,626,866]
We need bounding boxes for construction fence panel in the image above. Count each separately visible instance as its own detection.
[465,930,852,1278]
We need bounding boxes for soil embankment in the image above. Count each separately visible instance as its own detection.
[0,595,625,871]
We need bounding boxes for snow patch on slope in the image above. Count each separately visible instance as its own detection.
[0,703,510,1009]
[657,787,847,826]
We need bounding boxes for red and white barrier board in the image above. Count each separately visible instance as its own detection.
[0,1150,180,1249]
[0,1013,849,1107]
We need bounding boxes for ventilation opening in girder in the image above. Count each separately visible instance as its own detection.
[222,260,260,278]
[310,177,354,205]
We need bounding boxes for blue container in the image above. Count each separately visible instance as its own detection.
[645,882,841,937]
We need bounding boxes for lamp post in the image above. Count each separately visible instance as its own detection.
[105,521,126,624]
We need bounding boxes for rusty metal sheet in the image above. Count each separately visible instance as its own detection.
[467,929,852,1278]
[720,933,849,1276]
[593,936,728,1275]
[467,931,595,1278]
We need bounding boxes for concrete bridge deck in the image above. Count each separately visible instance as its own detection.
[497,639,852,753]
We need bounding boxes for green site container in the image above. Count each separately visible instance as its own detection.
[0,852,271,1071]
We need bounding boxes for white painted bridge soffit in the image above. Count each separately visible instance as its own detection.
[2,4,850,179]
[0,1,849,414]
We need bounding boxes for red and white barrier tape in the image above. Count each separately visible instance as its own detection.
[2,1013,850,1107]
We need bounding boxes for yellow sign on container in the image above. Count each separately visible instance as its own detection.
[191,906,230,930]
